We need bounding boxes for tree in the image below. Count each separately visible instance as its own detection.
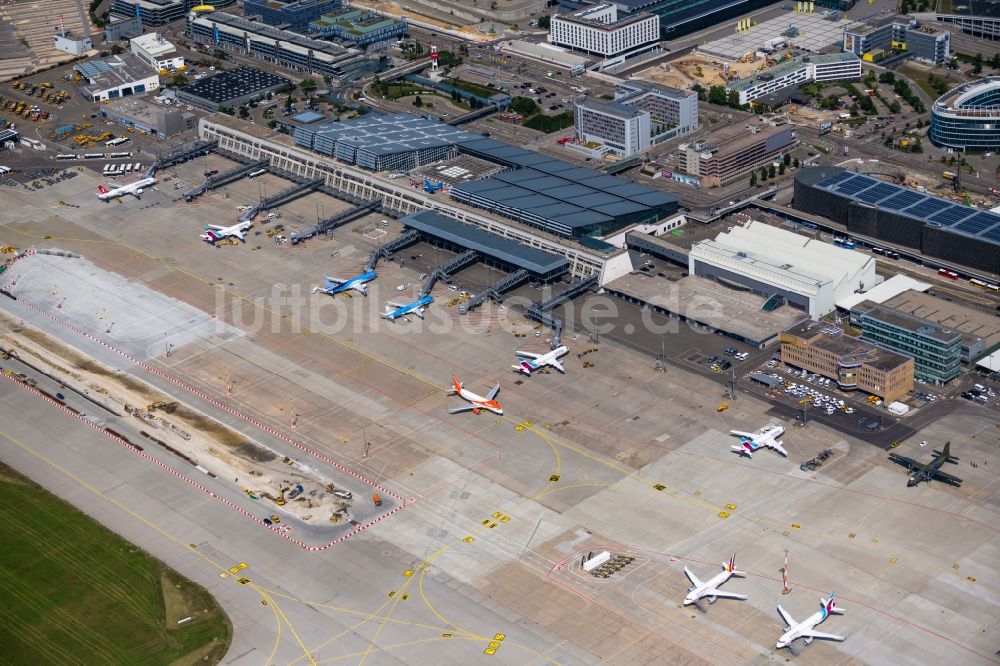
[300,78,317,94]
[750,171,757,187]
[707,85,727,105]
[509,96,538,115]
[238,106,249,118]
[783,153,791,165]
[792,157,800,168]
[768,164,776,179]
[537,14,550,29]
[323,74,332,85]
[760,166,768,181]
[170,74,188,87]
[265,91,273,101]
[110,43,124,55]
[726,88,741,108]
[413,95,423,107]
[973,53,984,75]
[778,162,785,175]
[992,53,1000,70]
[691,83,706,101]
[878,71,895,84]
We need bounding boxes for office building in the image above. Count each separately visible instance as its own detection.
[111,0,234,27]
[609,0,781,39]
[852,290,1000,364]
[727,53,861,105]
[793,167,1000,274]
[74,54,160,102]
[549,3,660,61]
[176,66,290,111]
[614,80,698,134]
[851,302,962,384]
[688,221,880,319]
[243,0,342,33]
[309,10,407,47]
[685,119,796,187]
[842,17,950,65]
[574,99,651,158]
[101,98,196,138]
[186,12,384,83]
[104,15,144,42]
[130,33,184,71]
[930,78,1000,151]
[780,320,914,401]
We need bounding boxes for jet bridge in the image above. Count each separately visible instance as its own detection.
[259,177,324,211]
[184,160,269,202]
[419,249,479,297]
[365,228,420,271]
[535,274,600,311]
[148,139,217,176]
[291,199,382,244]
[460,269,531,314]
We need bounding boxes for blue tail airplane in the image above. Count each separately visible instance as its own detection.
[312,270,377,297]
[382,295,433,320]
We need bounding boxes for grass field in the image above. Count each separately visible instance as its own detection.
[0,462,231,665]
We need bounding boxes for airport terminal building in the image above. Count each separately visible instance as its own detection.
[793,167,1000,274]
[688,221,880,319]
[929,78,1000,151]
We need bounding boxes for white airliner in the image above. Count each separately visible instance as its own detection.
[683,554,747,609]
[201,220,252,243]
[446,375,502,415]
[512,345,569,375]
[777,591,846,653]
[96,177,156,201]
[731,424,788,457]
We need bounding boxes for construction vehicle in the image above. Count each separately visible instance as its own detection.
[325,483,335,493]
[288,483,304,499]
[145,400,178,413]
[274,487,287,506]
[798,396,814,404]
[269,514,281,523]
[39,82,53,89]
[373,493,382,506]
[717,403,729,412]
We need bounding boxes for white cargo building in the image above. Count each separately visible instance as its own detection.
[688,221,881,319]
[130,32,184,71]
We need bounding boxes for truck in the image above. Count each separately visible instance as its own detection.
[943,171,957,181]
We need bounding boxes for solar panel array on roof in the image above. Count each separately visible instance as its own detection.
[178,66,290,105]
[811,168,1000,247]
[856,183,897,204]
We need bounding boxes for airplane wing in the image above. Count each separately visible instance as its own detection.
[683,567,703,587]
[549,359,565,373]
[930,469,963,487]
[485,383,500,401]
[704,589,747,601]
[204,225,225,231]
[448,405,475,414]
[387,301,407,308]
[324,276,346,286]
[801,629,844,642]
[770,441,789,456]
[887,454,918,469]
[514,350,541,359]
[352,282,369,296]
[777,604,796,629]
[730,430,755,439]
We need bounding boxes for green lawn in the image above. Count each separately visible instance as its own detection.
[0,462,231,665]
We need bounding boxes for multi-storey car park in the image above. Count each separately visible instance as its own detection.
[610,0,782,38]
[929,78,1000,151]
[186,11,385,84]
[243,0,342,33]
[793,167,1000,275]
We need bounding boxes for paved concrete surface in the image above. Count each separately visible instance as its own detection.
[0,156,998,665]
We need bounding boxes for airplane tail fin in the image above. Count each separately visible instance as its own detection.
[731,444,752,458]
[724,554,735,573]
[97,185,109,194]
[451,375,462,394]
[934,441,959,464]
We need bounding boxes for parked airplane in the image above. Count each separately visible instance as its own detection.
[446,375,502,415]
[776,591,846,654]
[382,295,433,320]
[730,424,788,457]
[201,220,252,243]
[888,441,962,487]
[96,177,156,201]
[682,554,747,610]
[311,270,377,297]
[512,345,569,375]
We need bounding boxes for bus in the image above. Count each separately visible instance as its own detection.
[133,162,141,172]
[125,163,134,173]
[55,154,76,160]
[108,151,132,158]
[801,221,819,230]
[938,268,959,280]
[83,153,104,159]
[105,137,130,147]
[833,237,856,249]
[970,279,999,291]
[248,168,267,178]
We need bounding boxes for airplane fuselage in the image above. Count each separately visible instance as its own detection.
[383,296,433,320]
[684,570,735,605]
[314,270,377,296]
[457,387,503,415]
[778,611,827,648]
